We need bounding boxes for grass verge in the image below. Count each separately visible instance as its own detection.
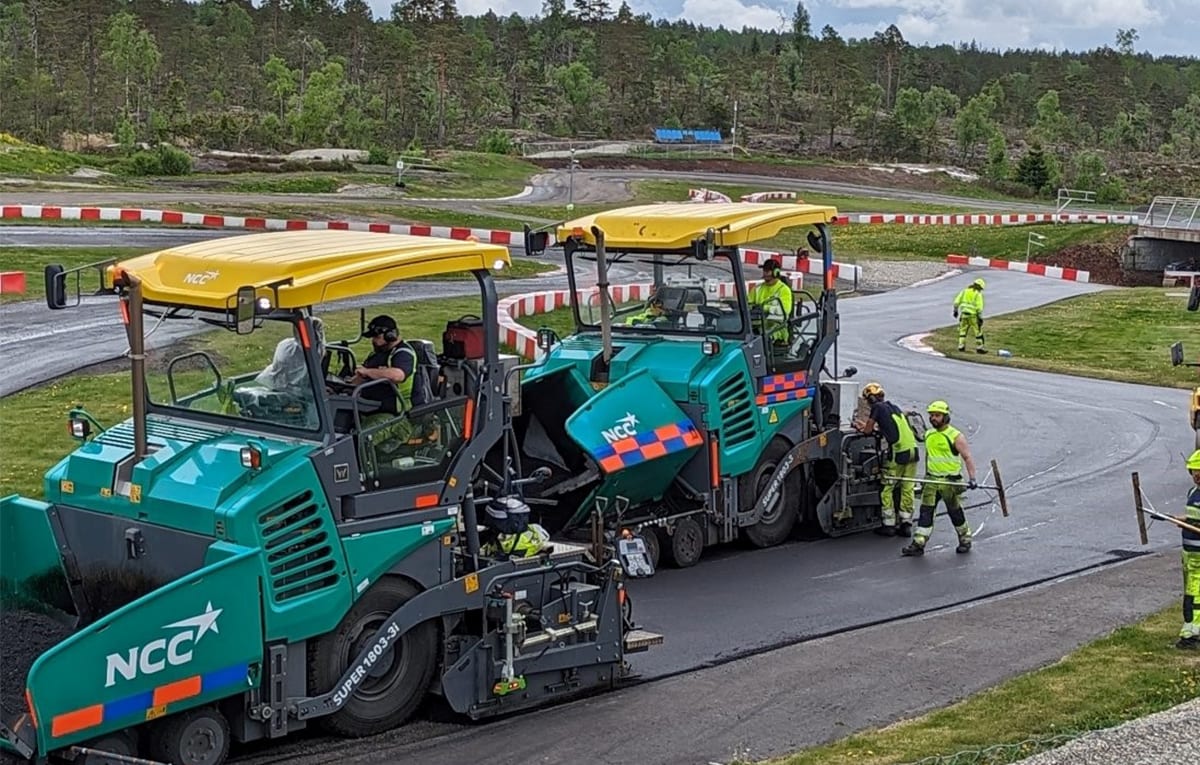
[772,607,1200,765]
[925,288,1195,390]
[0,247,151,303]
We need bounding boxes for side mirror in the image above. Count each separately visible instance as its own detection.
[1173,341,1185,367]
[807,229,826,254]
[537,327,559,351]
[692,228,716,261]
[45,264,67,309]
[235,285,256,335]
[1189,285,1200,312]
[842,366,858,378]
[524,225,550,257]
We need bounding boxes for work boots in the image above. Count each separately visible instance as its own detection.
[901,541,924,556]
[956,539,972,554]
[875,525,897,537]
[1178,636,1200,650]
[897,522,912,537]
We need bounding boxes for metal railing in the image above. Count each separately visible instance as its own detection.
[1143,196,1200,230]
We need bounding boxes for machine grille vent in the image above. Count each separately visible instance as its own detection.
[258,490,338,603]
[718,372,755,446]
[95,419,217,449]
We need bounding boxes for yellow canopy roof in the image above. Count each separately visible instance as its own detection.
[556,202,839,250]
[108,230,512,309]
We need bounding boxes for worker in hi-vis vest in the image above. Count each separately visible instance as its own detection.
[953,278,986,353]
[854,382,919,538]
[748,259,792,344]
[902,400,978,557]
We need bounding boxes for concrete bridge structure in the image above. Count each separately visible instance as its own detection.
[1122,196,1200,284]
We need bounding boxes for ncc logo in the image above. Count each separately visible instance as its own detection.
[602,412,639,445]
[104,602,223,687]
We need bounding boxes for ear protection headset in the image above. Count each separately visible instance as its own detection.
[764,259,781,278]
[368,322,398,343]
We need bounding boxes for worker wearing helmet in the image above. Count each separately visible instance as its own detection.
[625,290,667,326]
[482,523,551,559]
[749,259,793,344]
[952,278,986,354]
[1178,450,1200,649]
[902,400,978,556]
[853,382,919,537]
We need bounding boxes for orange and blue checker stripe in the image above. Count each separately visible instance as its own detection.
[592,421,704,473]
[756,372,815,406]
[48,661,249,738]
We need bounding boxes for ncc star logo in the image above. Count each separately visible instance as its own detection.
[164,601,222,643]
[104,602,225,687]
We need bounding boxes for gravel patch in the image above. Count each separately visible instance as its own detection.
[852,259,957,291]
[1010,697,1200,764]
[1,609,74,721]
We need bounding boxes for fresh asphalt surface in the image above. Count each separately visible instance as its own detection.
[0,197,1185,762]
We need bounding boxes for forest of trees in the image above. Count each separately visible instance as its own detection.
[1,0,1199,197]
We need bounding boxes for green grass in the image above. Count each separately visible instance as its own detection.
[926,288,1196,390]
[0,247,151,303]
[772,607,1200,765]
[227,174,346,194]
[0,134,118,175]
[0,297,504,499]
[400,151,541,198]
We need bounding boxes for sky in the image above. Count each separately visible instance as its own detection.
[361,0,1199,57]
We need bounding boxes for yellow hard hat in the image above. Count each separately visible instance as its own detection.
[1188,450,1200,471]
[973,278,986,289]
[927,400,951,415]
[862,382,884,399]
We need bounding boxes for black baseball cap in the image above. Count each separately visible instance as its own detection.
[363,315,397,337]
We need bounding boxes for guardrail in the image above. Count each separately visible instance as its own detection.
[1142,196,1200,230]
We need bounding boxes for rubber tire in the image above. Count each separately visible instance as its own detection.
[664,516,704,568]
[81,730,138,765]
[147,706,229,765]
[308,577,438,738]
[740,438,801,548]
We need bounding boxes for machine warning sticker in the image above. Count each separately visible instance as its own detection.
[769,409,779,424]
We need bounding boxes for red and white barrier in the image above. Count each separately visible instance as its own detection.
[0,204,524,245]
[0,271,25,294]
[687,188,732,203]
[498,275,805,360]
[945,254,1090,283]
[740,191,798,202]
[837,212,1137,226]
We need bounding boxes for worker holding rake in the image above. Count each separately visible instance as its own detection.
[902,400,978,556]
[1178,451,1200,649]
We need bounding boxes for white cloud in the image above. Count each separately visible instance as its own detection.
[678,0,791,30]
[360,0,1195,54]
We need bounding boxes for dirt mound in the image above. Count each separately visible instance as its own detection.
[1031,238,1160,287]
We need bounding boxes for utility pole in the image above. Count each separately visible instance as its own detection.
[567,148,579,213]
[731,99,738,151]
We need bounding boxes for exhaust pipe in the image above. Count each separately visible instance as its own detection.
[592,225,613,365]
[115,269,148,460]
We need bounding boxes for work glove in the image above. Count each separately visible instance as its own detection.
[953,308,959,318]
[968,479,978,490]
[977,317,984,328]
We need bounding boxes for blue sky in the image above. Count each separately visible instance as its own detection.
[362,0,1198,57]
